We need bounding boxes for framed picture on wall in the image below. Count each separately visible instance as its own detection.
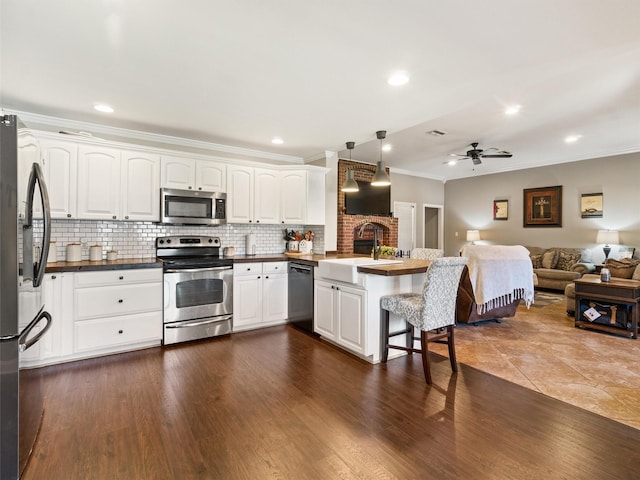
[581,192,603,218]
[523,185,562,227]
[493,200,508,220]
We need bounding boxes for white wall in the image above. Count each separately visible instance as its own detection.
[390,172,445,248]
[444,152,640,261]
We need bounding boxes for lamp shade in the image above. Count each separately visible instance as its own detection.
[466,230,480,242]
[596,230,619,245]
[341,170,359,192]
[371,161,391,186]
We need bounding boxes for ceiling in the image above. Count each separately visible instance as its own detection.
[2,0,639,181]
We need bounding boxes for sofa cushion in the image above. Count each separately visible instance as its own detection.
[605,258,640,279]
[557,251,582,271]
[541,250,558,269]
[530,254,543,269]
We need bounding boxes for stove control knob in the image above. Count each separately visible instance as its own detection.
[208,238,213,243]
[167,239,172,244]
[158,239,164,244]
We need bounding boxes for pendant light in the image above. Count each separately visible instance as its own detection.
[341,141,359,192]
[371,130,391,187]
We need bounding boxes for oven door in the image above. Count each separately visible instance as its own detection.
[163,266,232,324]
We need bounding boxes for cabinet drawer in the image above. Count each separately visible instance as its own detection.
[74,268,161,287]
[234,263,263,275]
[75,283,162,320]
[74,311,162,352]
[264,261,288,274]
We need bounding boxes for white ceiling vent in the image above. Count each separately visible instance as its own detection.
[426,130,447,137]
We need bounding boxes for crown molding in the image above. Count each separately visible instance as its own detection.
[9,110,304,164]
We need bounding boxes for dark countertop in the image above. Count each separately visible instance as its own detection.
[45,258,162,273]
[44,254,429,277]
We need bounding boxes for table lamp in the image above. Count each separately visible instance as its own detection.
[466,230,480,245]
[596,230,619,260]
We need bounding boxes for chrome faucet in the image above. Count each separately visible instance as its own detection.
[358,222,381,260]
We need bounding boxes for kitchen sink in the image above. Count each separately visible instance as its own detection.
[317,257,402,284]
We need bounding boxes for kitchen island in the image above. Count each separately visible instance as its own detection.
[313,257,431,364]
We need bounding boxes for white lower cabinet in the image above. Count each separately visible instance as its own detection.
[314,279,367,356]
[72,268,163,357]
[233,262,288,331]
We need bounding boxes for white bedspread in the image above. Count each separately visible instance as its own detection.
[460,245,535,314]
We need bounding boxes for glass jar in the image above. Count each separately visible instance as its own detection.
[600,267,611,282]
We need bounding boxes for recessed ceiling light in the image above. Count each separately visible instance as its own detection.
[387,71,409,86]
[271,137,284,145]
[564,134,583,143]
[94,104,114,113]
[382,144,392,152]
[504,104,521,116]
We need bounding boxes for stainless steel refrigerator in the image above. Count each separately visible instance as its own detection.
[0,114,53,478]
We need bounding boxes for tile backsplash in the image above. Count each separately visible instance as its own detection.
[21,220,325,262]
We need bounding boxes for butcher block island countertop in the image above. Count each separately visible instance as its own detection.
[44,258,162,273]
[233,253,431,275]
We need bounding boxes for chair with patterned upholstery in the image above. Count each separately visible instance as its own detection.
[410,248,444,261]
[380,257,468,384]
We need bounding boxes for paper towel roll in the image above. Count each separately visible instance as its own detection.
[245,233,257,256]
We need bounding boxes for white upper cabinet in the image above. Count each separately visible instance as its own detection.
[121,150,160,221]
[227,165,255,223]
[40,138,78,219]
[161,155,226,192]
[254,168,280,224]
[77,145,121,220]
[280,169,306,224]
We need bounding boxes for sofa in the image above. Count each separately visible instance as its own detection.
[565,258,640,315]
[525,246,595,291]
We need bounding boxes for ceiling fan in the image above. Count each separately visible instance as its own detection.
[447,142,513,165]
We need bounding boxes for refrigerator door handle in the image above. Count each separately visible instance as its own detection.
[23,162,51,287]
[18,306,52,353]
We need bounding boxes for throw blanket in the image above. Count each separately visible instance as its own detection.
[461,245,535,314]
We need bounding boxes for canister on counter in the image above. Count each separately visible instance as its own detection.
[89,245,103,261]
[66,243,82,262]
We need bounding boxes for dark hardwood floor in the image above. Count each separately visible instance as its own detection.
[24,325,640,479]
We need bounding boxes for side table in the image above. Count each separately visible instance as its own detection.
[574,277,640,339]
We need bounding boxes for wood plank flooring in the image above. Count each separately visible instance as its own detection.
[24,325,640,479]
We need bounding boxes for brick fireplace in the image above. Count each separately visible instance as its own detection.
[337,159,398,254]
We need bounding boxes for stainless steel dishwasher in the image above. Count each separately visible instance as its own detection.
[288,262,315,334]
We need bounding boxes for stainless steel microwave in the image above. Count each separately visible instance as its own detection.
[160,188,226,225]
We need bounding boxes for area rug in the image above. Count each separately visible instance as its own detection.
[525,291,564,307]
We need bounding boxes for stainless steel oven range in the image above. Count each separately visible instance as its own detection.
[156,235,233,345]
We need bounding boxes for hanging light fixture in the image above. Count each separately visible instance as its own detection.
[371,130,391,187]
[340,141,359,192]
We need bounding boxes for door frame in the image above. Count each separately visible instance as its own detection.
[422,203,444,249]
[393,201,416,253]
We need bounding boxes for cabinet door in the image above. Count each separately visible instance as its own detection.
[161,155,196,190]
[17,130,42,219]
[314,280,336,339]
[336,285,366,354]
[196,160,226,191]
[306,169,326,225]
[254,168,280,224]
[77,145,121,220]
[41,139,78,219]
[227,165,254,223]
[280,170,306,224]
[262,273,288,322]
[233,274,262,328]
[41,273,74,360]
[121,150,160,221]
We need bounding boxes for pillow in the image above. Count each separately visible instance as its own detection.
[557,251,582,271]
[530,254,543,269]
[541,250,558,269]
[633,264,640,281]
[605,258,640,279]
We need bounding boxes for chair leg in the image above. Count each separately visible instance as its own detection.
[447,325,458,373]
[420,330,432,384]
[381,309,390,363]
[406,322,414,354]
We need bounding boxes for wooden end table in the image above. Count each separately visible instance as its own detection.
[574,277,640,339]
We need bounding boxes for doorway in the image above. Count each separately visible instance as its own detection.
[423,204,443,249]
[393,201,416,254]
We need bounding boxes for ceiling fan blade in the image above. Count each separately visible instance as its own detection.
[482,153,512,158]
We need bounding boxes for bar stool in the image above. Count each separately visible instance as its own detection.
[380,257,467,384]
[410,248,444,260]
